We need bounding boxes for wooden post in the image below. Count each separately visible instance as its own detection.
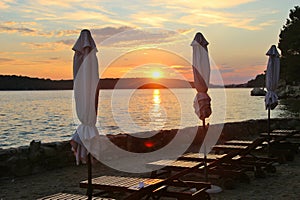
[202,119,208,182]
[87,153,93,200]
[267,107,271,156]
[267,107,271,143]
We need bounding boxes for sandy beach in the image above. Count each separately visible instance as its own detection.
[1,151,299,200]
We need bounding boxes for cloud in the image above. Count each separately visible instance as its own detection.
[153,0,257,9]
[0,24,36,35]
[49,57,60,60]
[0,21,55,37]
[169,65,193,77]
[0,57,14,63]
[177,28,194,34]
[131,0,276,30]
[0,21,82,37]
[179,11,276,30]
[130,12,171,27]
[56,30,79,37]
[0,0,13,9]
[92,26,134,43]
[99,28,188,48]
[6,0,129,30]
[216,64,266,84]
[22,40,73,51]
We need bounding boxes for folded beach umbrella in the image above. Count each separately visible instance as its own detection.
[191,32,212,122]
[70,29,99,164]
[265,45,280,137]
[70,29,100,200]
[265,45,280,110]
[191,32,212,182]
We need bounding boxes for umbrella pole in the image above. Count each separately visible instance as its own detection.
[267,107,271,141]
[202,119,208,182]
[87,153,93,200]
[267,107,271,156]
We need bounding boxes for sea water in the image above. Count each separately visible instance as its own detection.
[0,88,298,149]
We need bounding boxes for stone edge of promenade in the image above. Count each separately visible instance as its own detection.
[0,118,299,178]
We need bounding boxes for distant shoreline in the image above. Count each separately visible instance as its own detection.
[0,75,255,90]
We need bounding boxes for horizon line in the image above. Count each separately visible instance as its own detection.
[0,74,251,86]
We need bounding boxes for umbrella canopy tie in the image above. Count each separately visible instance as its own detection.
[193,92,212,120]
[265,91,278,110]
[76,124,98,140]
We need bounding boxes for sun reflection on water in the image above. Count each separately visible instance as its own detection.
[152,89,161,104]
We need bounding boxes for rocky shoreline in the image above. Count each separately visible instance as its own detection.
[278,84,300,99]
[1,118,299,178]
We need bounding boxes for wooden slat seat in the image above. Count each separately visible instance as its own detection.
[260,130,300,142]
[179,152,276,175]
[272,129,299,134]
[147,159,246,179]
[147,138,269,182]
[80,175,211,200]
[179,153,226,162]
[213,144,250,153]
[80,176,163,192]
[260,132,300,138]
[212,144,263,153]
[37,192,115,200]
[225,140,253,145]
[147,160,200,170]
[224,140,269,147]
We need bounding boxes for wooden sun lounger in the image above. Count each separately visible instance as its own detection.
[37,192,115,200]
[80,175,211,200]
[80,176,164,192]
[259,130,300,161]
[147,160,247,190]
[180,152,276,174]
[260,132,300,139]
[260,129,300,141]
[224,140,268,146]
[147,159,246,178]
[147,138,267,185]
[179,153,227,162]
[272,129,300,134]
[212,144,263,154]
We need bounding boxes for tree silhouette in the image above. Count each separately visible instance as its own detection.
[278,6,300,85]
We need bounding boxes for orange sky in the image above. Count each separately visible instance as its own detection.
[101,48,192,80]
[0,0,298,84]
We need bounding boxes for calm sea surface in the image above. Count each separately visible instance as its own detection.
[0,88,299,149]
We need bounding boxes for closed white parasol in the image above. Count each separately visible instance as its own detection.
[265,45,280,142]
[265,45,280,110]
[191,32,212,121]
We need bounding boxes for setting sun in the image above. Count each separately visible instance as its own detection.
[152,71,161,79]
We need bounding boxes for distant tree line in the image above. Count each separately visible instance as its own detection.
[0,75,73,90]
[0,75,195,90]
[1,74,272,90]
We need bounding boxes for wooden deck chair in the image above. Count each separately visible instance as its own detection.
[37,192,115,200]
[123,161,212,200]
[178,153,227,162]
[147,157,249,189]
[146,137,267,189]
[213,137,278,177]
[260,129,300,162]
[179,151,276,178]
[151,137,266,172]
[260,129,300,142]
[79,175,211,200]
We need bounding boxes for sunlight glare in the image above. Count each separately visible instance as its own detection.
[152,71,161,79]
